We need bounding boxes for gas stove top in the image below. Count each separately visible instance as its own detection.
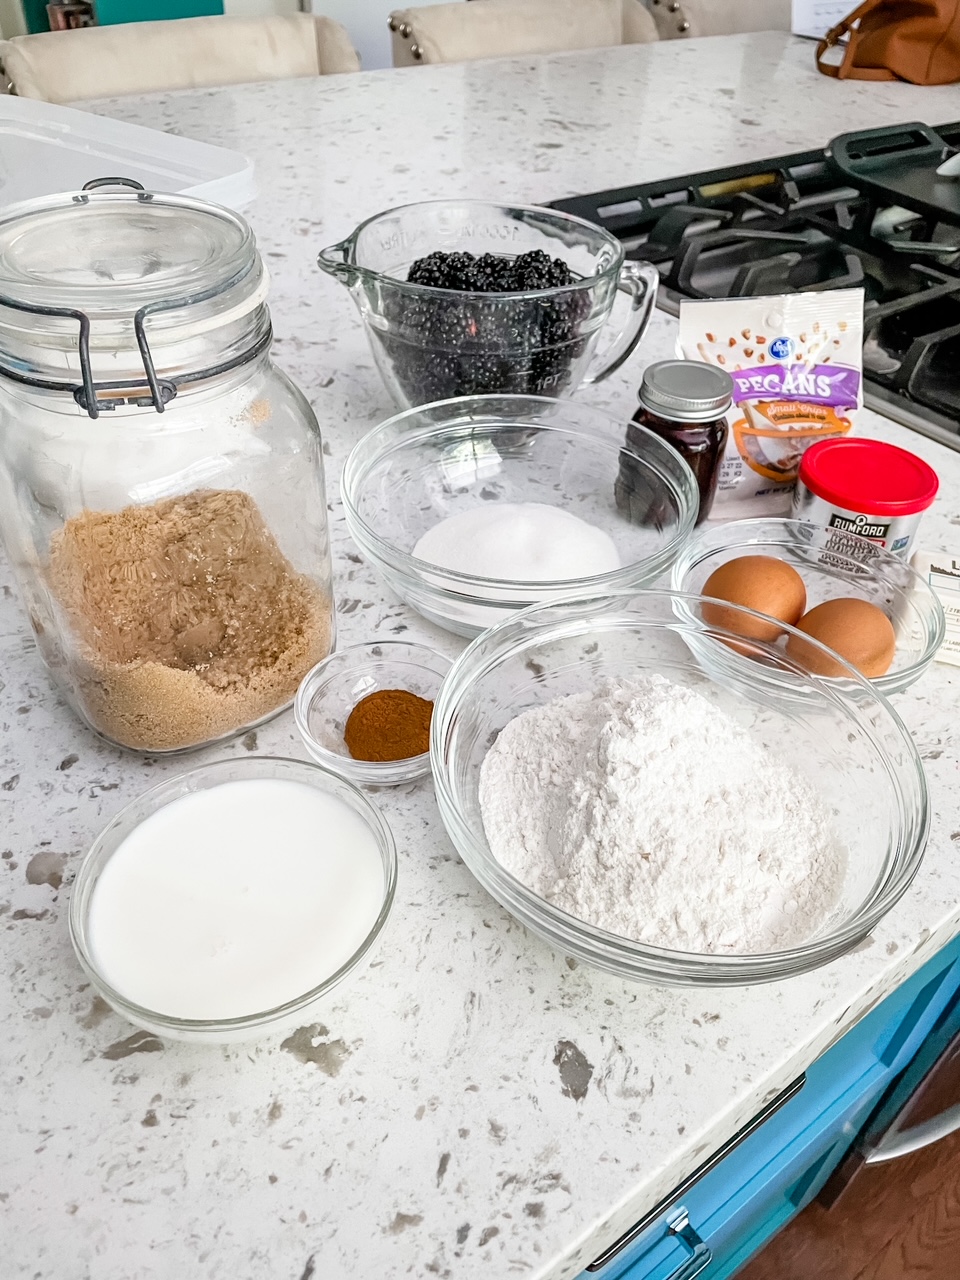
[551,121,960,450]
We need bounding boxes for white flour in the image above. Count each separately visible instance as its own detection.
[479,675,845,954]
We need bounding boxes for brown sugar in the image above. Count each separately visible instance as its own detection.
[47,489,333,752]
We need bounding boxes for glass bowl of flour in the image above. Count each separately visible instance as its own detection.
[341,395,698,638]
[431,589,928,986]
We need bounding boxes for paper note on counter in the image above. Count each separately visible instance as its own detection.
[913,551,960,667]
[791,0,851,38]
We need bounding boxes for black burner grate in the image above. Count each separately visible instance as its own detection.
[551,122,960,449]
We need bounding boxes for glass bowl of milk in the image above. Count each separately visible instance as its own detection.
[68,757,396,1044]
[341,394,699,638]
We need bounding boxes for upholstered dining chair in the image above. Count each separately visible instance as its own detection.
[0,13,360,104]
[646,0,790,40]
[389,0,657,67]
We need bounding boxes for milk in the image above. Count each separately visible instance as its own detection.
[87,779,385,1021]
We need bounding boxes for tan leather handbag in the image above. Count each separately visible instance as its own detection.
[816,0,960,85]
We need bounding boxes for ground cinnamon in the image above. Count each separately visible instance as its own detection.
[343,689,433,762]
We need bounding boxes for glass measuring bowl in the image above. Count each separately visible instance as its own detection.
[317,199,659,409]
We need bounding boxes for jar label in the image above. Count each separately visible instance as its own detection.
[828,511,890,542]
[730,363,861,409]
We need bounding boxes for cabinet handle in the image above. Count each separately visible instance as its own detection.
[866,1101,960,1163]
[586,1076,804,1271]
[664,1209,712,1280]
[864,991,960,1166]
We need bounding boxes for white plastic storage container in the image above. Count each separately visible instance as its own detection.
[0,96,254,209]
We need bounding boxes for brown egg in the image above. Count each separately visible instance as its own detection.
[785,598,896,679]
[701,555,807,643]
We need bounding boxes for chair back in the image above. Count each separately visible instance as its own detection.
[389,0,656,67]
[648,0,790,40]
[0,14,360,104]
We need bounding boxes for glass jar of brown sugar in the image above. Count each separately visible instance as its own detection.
[0,181,335,754]
[631,360,733,524]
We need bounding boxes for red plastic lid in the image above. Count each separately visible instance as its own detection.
[799,438,939,517]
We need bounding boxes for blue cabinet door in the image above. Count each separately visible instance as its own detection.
[582,933,960,1280]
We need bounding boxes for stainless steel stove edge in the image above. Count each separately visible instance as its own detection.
[864,386,960,453]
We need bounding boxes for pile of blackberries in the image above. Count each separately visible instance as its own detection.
[406,249,576,292]
[377,249,590,404]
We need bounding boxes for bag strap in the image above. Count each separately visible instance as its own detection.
[816,0,897,80]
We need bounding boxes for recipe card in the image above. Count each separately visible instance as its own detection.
[912,551,960,667]
[791,0,852,39]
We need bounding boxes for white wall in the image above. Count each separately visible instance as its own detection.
[223,0,300,16]
[0,0,27,37]
[312,0,463,70]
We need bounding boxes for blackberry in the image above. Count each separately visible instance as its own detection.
[407,251,477,290]
[505,249,574,291]
[378,249,591,404]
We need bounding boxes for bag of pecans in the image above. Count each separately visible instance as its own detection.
[678,289,864,518]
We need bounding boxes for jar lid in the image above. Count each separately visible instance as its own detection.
[639,360,734,421]
[799,438,939,517]
[0,186,255,313]
[0,183,268,412]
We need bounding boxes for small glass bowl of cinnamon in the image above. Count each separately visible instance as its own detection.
[294,641,452,787]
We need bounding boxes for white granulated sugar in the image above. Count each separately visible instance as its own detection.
[479,675,845,954]
[413,503,620,581]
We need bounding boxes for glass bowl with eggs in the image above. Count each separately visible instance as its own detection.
[671,518,945,696]
[341,394,699,637]
[431,589,928,987]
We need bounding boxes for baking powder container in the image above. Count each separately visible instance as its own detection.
[793,438,939,558]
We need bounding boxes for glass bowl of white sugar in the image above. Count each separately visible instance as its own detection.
[431,588,928,986]
[69,757,396,1043]
[341,394,699,638]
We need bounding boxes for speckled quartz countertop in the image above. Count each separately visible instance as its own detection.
[4,30,960,1280]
